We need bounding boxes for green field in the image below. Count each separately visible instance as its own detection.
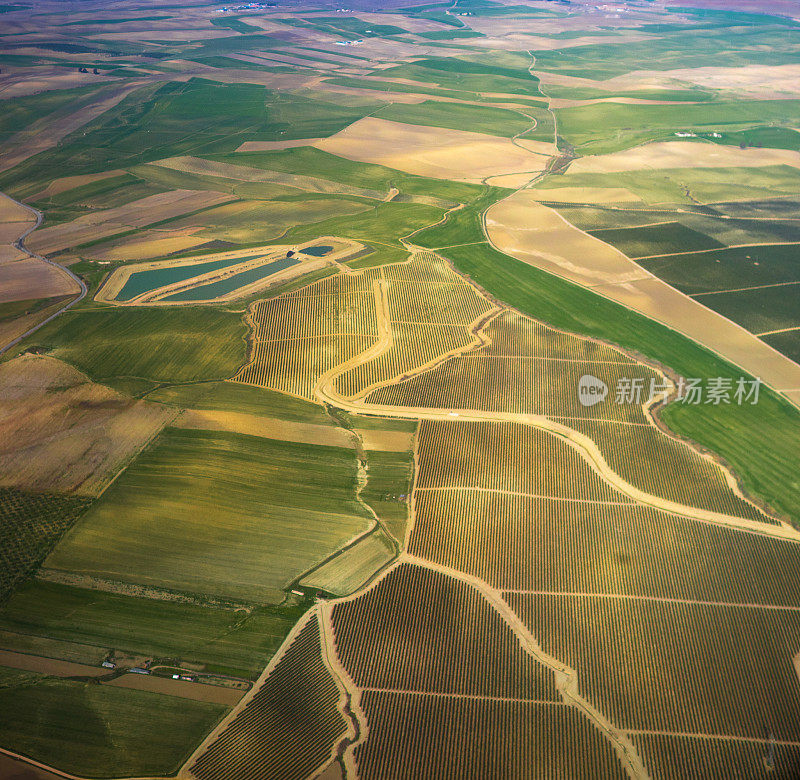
[21,306,248,384]
[588,222,725,258]
[161,196,372,246]
[360,448,415,545]
[639,244,800,294]
[555,101,800,155]
[762,329,800,363]
[0,81,382,197]
[145,380,335,423]
[46,428,371,604]
[280,200,445,252]
[0,665,225,777]
[375,100,532,138]
[378,54,541,96]
[414,188,505,248]
[206,146,484,204]
[535,165,800,205]
[534,20,800,80]
[689,285,800,335]
[0,580,303,678]
[30,173,169,226]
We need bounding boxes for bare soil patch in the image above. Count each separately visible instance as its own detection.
[0,354,173,495]
[0,258,80,303]
[107,673,245,706]
[0,649,106,678]
[27,189,234,255]
[568,141,800,175]
[314,117,548,183]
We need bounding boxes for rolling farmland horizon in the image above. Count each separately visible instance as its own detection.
[1,0,800,777]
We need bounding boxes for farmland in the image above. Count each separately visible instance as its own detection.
[509,595,800,740]
[3,0,800,776]
[332,562,557,700]
[190,614,349,780]
[0,665,226,778]
[45,427,372,604]
[355,693,626,779]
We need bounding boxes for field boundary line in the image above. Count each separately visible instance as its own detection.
[757,325,800,337]
[501,591,800,612]
[626,729,800,746]
[691,280,800,297]
[635,240,800,260]
[360,687,565,704]
[414,485,633,505]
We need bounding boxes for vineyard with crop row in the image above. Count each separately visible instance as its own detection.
[569,419,770,523]
[416,420,629,502]
[369,352,656,423]
[354,692,626,779]
[382,252,463,285]
[483,310,637,364]
[411,490,800,601]
[0,488,93,603]
[332,253,495,399]
[234,268,382,399]
[331,562,557,700]
[508,594,800,741]
[191,614,348,780]
[238,334,376,399]
[334,323,476,400]
[632,733,800,779]
[385,279,493,326]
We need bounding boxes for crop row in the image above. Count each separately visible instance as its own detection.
[284,267,380,298]
[332,562,557,700]
[0,487,92,603]
[569,419,770,523]
[508,594,800,741]
[383,252,464,285]
[385,279,493,326]
[410,489,800,603]
[354,691,626,779]
[369,353,653,423]
[335,323,474,400]
[191,614,347,780]
[233,269,383,398]
[633,733,800,779]
[237,334,376,399]
[248,290,379,342]
[483,310,637,364]
[416,419,627,501]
